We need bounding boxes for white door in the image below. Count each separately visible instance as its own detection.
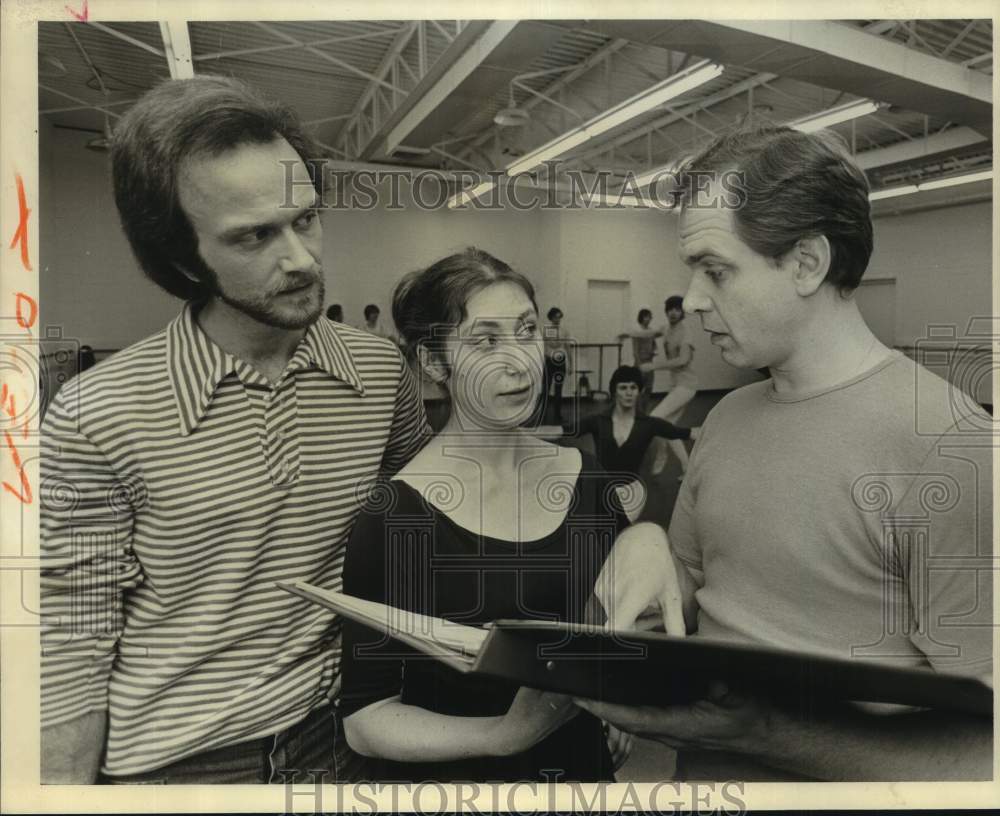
[584,279,630,394]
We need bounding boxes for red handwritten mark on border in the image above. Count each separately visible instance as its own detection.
[3,431,33,504]
[15,292,37,330]
[66,0,89,22]
[8,174,32,272]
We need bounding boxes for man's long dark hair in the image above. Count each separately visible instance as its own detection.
[111,76,325,301]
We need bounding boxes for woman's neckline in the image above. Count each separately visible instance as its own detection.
[391,448,586,547]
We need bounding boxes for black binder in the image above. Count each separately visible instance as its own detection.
[280,580,992,716]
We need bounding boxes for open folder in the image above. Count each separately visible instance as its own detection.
[278,580,992,716]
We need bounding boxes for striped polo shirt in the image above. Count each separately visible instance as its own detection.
[40,304,429,775]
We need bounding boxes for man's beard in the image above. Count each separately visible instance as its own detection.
[200,263,326,331]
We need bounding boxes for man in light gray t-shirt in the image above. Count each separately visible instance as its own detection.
[668,352,992,780]
[578,124,993,782]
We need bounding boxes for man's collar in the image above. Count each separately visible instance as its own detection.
[299,315,367,396]
[166,304,366,436]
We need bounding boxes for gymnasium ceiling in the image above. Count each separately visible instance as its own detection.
[38,18,994,210]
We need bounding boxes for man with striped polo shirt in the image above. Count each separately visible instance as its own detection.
[40,77,429,783]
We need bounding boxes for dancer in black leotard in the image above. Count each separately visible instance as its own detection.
[567,365,698,520]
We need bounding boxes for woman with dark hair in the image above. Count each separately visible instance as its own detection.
[339,248,641,782]
[568,365,698,521]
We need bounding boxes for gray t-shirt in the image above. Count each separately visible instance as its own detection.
[669,351,993,780]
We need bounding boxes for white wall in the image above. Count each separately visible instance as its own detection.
[868,201,993,404]
[554,208,760,392]
[39,124,992,396]
[321,202,561,330]
[39,122,179,351]
[869,202,992,345]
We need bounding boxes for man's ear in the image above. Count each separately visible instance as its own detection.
[789,235,831,297]
[417,343,449,384]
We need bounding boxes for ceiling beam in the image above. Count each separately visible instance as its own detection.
[39,83,127,118]
[853,125,988,170]
[521,39,631,114]
[194,28,402,63]
[455,38,630,161]
[862,21,899,36]
[381,20,518,158]
[40,97,138,115]
[159,20,194,79]
[962,51,992,67]
[939,19,979,59]
[711,20,991,134]
[86,21,164,57]
[64,20,110,96]
[563,72,777,170]
[715,19,992,106]
[335,22,420,155]
[583,20,992,135]
[194,28,398,62]
[255,21,399,91]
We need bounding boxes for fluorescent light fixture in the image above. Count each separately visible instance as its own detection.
[868,170,993,201]
[918,169,993,191]
[868,184,919,201]
[609,194,672,210]
[790,99,879,133]
[504,60,724,176]
[447,180,496,209]
[579,187,674,210]
[505,131,593,176]
[588,192,650,208]
[447,61,723,208]
[631,162,683,190]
